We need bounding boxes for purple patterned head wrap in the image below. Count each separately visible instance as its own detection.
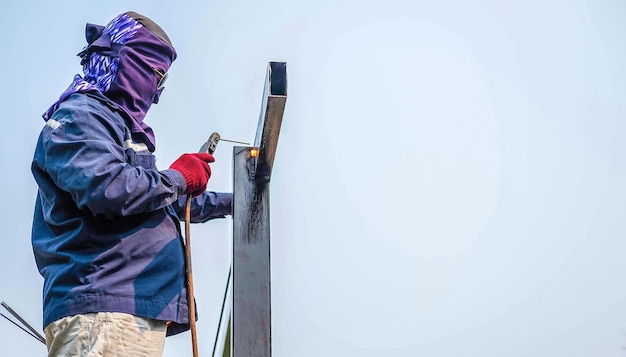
[43,11,177,151]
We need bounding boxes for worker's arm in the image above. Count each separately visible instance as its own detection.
[171,192,233,223]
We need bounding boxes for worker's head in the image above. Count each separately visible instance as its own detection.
[77,11,177,123]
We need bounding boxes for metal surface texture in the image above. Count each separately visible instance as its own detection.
[225,61,287,357]
[252,62,287,182]
[232,146,272,356]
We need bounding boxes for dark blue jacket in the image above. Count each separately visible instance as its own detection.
[31,92,232,336]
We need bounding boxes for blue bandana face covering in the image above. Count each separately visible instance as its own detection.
[43,12,177,151]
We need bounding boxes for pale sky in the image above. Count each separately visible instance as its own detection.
[1,1,625,356]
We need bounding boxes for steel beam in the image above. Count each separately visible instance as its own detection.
[252,62,287,182]
[232,146,272,356]
[229,61,287,357]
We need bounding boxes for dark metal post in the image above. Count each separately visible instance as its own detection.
[230,62,287,357]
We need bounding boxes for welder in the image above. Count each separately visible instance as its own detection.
[30,11,231,356]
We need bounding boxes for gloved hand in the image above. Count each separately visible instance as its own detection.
[169,153,215,196]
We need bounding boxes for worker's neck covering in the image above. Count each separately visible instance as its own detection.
[43,11,177,152]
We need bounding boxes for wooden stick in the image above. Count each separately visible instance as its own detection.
[185,196,199,357]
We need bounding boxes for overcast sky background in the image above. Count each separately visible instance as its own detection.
[1,0,625,356]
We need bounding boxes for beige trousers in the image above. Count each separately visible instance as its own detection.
[44,312,167,357]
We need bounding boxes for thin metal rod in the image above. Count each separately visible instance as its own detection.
[211,266,231,357]
[1,302,46,344]
[0,313,46,345]
[185,196,199,357]
[219,138,250,145]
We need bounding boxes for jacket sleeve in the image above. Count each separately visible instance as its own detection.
[40,103,187,218]
[171,192,233,223]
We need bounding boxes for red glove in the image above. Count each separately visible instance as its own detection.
[169,153,215,196]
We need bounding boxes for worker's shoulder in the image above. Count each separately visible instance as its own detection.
[50,92,125,128]
[43,93,129,144]
[55,92,118,117]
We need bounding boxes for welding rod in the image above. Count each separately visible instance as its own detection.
[1,302,46,345]
[218,138,250,145]
[0,313,45,345]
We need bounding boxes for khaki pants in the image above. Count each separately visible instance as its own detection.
[44,312,167,357]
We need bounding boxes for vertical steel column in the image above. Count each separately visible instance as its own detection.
[230,62,287,357]
[232,147,271,356]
